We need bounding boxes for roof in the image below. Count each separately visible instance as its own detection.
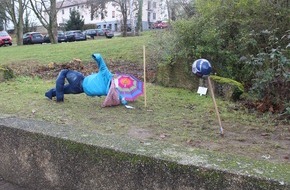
[56,0,87,9]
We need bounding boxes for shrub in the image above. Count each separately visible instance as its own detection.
[0,66,14,81]
[149,0,290,114]
[247,30,290,113]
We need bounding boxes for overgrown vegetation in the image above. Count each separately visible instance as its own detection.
[150,0,290,116]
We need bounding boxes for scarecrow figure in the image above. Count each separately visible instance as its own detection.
[45,53,127,106]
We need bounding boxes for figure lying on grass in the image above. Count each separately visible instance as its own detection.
[45,53,127,107]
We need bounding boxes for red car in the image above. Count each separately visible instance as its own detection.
[153,21,168,29]
[103,29,114,38]
[0,31,12,47]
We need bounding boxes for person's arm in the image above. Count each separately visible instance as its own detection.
[119,95,127,105]
[92,53,109,72]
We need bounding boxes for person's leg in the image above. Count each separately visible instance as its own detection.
[55,69,70,102]
[45,70,69,100]
[45,88,56,100]
[45,70,85,101]
[56,70,85,102]
[64,70,85,94]
[45,70,84,101]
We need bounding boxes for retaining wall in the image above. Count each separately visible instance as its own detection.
[0,116,289,190]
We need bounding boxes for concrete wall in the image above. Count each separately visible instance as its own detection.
[0,117,288,190]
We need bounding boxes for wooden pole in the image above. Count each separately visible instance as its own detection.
[143,45,147,108]
[207,76,224,136]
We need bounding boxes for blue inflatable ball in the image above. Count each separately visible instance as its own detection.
[192,59,212,77]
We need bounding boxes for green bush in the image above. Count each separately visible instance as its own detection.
[0,66,14,81]
[149,0,290,113]
[247,30,290,112]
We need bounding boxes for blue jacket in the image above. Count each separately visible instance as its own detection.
[82,54,113,97]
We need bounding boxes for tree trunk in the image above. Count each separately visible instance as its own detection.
[17,0,24,45]
[136,0,143,35]
[29,0,61,44]
[121,1,128,37]
[50,0,58,44]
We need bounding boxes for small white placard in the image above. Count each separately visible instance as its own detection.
[197,87,208,96]
[125,105,134,109]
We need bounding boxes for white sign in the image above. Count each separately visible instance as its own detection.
[197,87,208,96]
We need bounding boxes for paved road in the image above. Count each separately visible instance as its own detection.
[0,177,28,190]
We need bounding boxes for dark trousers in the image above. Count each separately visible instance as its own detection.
[45,69,85,101]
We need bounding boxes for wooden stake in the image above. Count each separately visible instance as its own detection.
[207,76,224,136]
[143,45,147,108]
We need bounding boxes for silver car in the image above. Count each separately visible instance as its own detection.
[23,32,44,45]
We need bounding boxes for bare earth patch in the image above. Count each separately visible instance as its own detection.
[8,59,156,83]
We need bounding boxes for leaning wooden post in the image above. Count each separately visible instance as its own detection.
[143,45,147,108]
[207,76,224,136]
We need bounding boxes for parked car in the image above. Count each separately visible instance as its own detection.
[65,30,86,42]
[43,31,67,43]
[152,21,168,29]
[103,29,114,38]
[122,24,132,32]
[83,29,105,39]
[0,31,12,47]
[23,32,44,45]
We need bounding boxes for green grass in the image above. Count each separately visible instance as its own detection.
[0,76,261,135]
[0,33,151,65]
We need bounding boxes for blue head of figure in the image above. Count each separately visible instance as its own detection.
[192,59,212,77]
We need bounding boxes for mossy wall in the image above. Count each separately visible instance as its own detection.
[156,59,199,90]
[210,75,244,101]
[156,61,244,101]
[0,124,288,190]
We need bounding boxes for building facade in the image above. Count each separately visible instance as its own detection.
[56,0,168,32]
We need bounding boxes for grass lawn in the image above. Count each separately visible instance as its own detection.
[0,33,151,65]
[0,31,289,181]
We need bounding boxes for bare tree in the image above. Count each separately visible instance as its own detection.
[165,0,195,21]
[87,0,108,20]
[111,0,140,36]
[89,0,133,36]
[135,0,143,34]
[29,0,64,44]
[0,3,7,30]
[0,0,29,45]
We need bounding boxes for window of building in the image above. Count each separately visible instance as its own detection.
[153,2,157,8]
[147,12,151,22]
[112,11,115,18]
[69,8,72,13]
[62,9,64,14]
[153,12,156,20]
[148,1,151,10]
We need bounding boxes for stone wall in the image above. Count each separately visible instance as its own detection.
[0,117,288,190]
[156,61,244,101]
[156,60,199,90]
